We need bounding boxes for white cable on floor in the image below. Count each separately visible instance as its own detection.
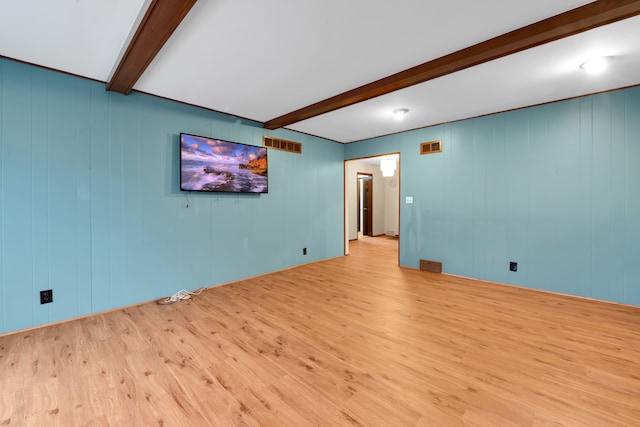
[157,287,206,305]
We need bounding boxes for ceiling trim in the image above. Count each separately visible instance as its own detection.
[264,0,640,130]
[106,0,198,94]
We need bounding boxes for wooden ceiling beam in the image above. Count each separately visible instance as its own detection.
[264,0,640,130]
[107,0,198,94]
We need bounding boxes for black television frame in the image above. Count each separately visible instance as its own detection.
[179,133,268,194]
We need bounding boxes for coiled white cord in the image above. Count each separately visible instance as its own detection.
[157,287,206,305]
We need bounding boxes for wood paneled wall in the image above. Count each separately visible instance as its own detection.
[346,86,640,306]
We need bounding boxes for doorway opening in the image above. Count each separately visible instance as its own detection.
[344,153,400,263]
[357,173,373,237]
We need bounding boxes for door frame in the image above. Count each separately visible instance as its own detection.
[343,153,401,264]
[357,173,373,237]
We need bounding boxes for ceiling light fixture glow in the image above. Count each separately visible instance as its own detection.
[380,157,397,177]
[579,56,613,74]
[392,108,409,119]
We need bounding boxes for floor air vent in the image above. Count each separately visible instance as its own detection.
[263,136,302,154]
[420,140,442,155]
[420,259,442,273]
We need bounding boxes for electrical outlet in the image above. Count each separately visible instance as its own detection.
[509,262,518,272]
[40,289,53,304]
[303,247,307,255]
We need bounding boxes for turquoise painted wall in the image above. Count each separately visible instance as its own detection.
[346,87,640,306]
[0,58,345,334]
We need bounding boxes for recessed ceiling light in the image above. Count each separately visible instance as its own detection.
[392,108,409,119]
[579,56,613,74]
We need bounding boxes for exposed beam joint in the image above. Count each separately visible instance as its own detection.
[107,0,198,94]
[264,0,640,130]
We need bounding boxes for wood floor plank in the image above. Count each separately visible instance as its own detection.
[1,235,639,426]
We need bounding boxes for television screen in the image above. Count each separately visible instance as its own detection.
[180,133,268,193]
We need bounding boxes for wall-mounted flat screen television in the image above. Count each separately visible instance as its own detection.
[180,133,268,193]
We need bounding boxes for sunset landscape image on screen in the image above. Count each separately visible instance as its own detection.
[180,133,268,193]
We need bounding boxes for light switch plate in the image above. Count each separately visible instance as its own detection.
[406,196,413,204]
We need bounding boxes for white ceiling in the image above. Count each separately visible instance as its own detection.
[1,1,639,143]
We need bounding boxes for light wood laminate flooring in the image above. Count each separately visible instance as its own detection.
[1,236,639,426]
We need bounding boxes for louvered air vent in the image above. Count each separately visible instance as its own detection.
[263,136,302,154]
[420,140,442,155]
[420,259,442,273]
